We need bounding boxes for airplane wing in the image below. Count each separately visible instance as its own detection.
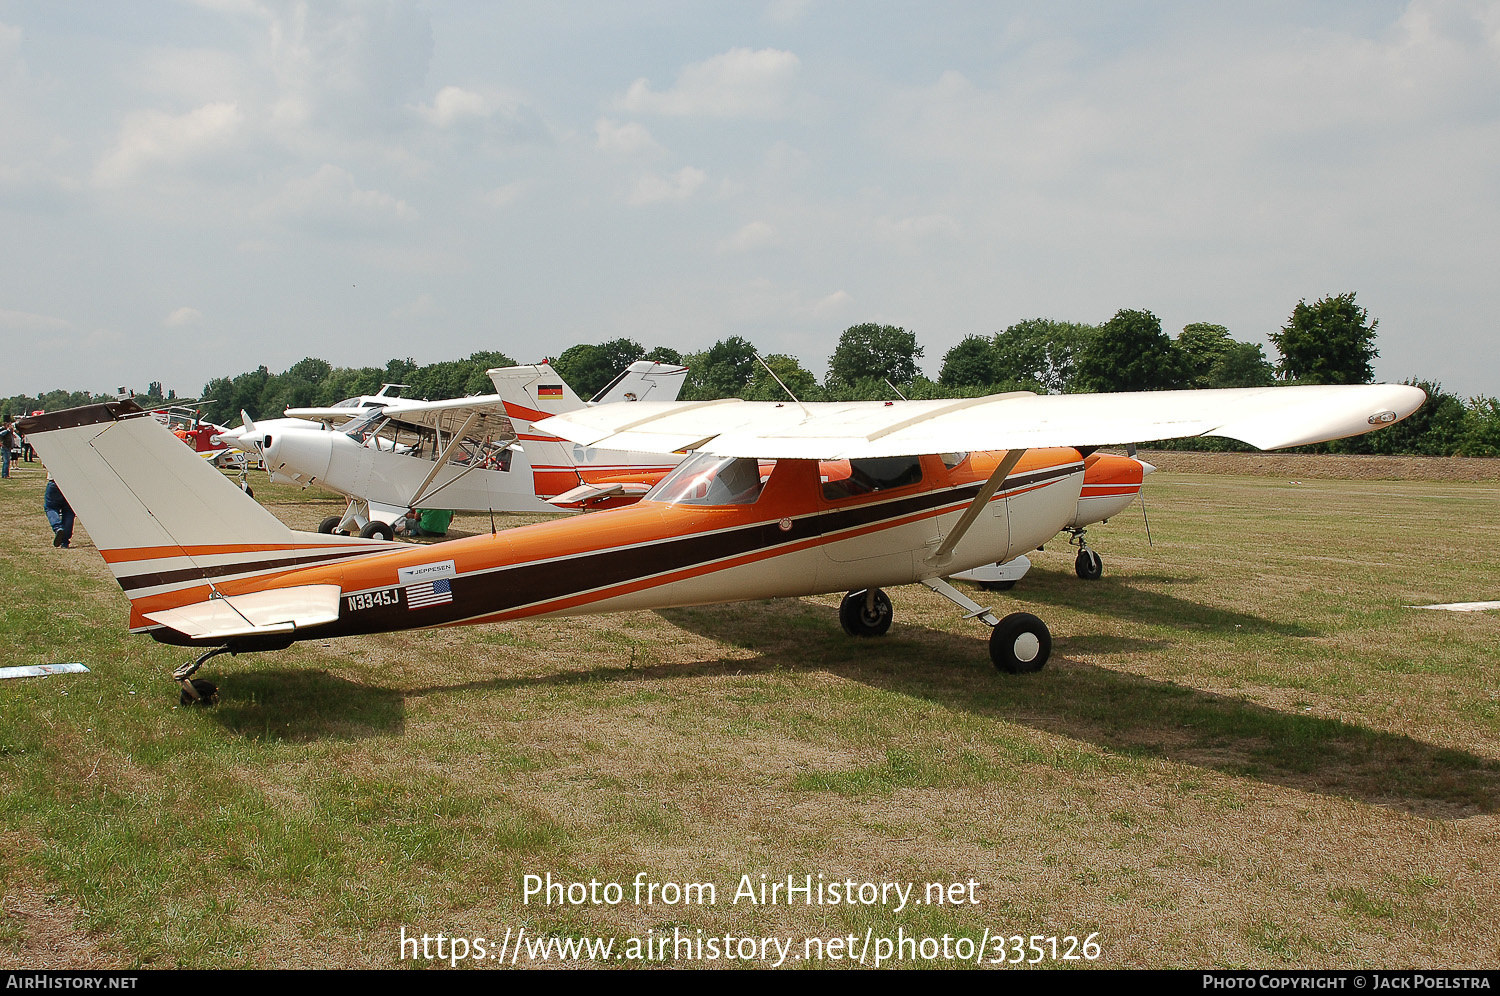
[534,384,1426,460]
[368,395,519,441]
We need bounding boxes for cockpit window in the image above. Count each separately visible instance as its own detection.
[342,410,386,440]
[940,452,969,470]
[646,454,771,506]
[820,456,923,501]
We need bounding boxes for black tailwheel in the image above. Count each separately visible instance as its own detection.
[360,521,395,541]
[318,515,342,534]
[1075,548,1103,580]
[179,679,219,706]
[839,588,893,637]
[989,612,1051,673]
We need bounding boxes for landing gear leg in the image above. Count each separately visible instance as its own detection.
[921,576,1053,673]
[173,645,234,706]
[1067,528,1103,580]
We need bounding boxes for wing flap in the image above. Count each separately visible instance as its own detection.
[144,584,343,640]
[536,385,1427,459]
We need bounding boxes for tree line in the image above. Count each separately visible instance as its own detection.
[5,292,1497,456]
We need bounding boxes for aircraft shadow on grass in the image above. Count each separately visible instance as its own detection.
[1011,569,1319,638]
[206,669,405,743]
[652,599,1498,819]
[201,598,1494,818]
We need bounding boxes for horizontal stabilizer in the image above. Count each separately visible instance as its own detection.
[144,584,343,641]
[548,481,654,507]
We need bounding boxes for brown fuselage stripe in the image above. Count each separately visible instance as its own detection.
[209,461,1080,646]
[117,547,379,592]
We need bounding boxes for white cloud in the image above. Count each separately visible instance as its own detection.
[718,220,778,253]
[0,308,69,332]
[809,290,851,315]
[482,181,530,209]
[617,47,800,118]
[93,101,245,186]
[255,163,419,232]
[628,166,707,205]
[875,213,961,242]
[418,86,492,128]
[164,307,204,327]
[595,118,663,156]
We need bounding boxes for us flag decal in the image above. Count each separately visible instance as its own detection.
[406,578,453,610]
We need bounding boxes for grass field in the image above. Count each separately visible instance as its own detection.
[1,453,1498,969]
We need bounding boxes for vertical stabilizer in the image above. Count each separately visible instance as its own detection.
[19,402,394,629]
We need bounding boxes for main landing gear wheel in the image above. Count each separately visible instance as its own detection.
[979,580,1016,592]
[839,588,893,637]
[989,612,1051,674]
[360,521,394,541]
[1074,548,1103,580]
[318,515,344,535]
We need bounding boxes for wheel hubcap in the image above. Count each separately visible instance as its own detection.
[1013,632,1040,662]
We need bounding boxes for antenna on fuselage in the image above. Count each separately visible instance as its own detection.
[884,378,909,401]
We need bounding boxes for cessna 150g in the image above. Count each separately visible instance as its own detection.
[18,382,1423,704]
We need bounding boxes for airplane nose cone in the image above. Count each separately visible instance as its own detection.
[264,429,334,485]
[1136,459,1157,476]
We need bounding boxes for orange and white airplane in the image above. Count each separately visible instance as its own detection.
[19,383,1423,704]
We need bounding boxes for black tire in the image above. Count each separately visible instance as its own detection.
[318,516,341,534]
[360,521,395,541]
[839,588,893,637]
[989,612,1051,673]
[979,580,1016,592]
[179,679,219,706]
[1075,548,1103,580]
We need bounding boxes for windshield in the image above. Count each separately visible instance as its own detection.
[645,454,771,506]
[341,410,387,440]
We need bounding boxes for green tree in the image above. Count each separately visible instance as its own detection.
[555,338,646,398]
[1460,396,1500,457]
[683,336,758,399]
[1176,323,1274,389]
[992,319,1097,394]
[825,323,923,390]
[743,353,820,401]
[1074,310,1187,393]
[1270,292,1378,385]
[644,345,684,366]
[938,335,1001,389]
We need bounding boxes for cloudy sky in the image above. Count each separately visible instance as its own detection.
[2,0,1497,400]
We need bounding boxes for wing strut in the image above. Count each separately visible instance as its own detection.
[407,410,481,508]
[930,448,1027,564]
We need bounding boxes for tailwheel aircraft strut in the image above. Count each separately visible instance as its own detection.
[173,645,234,706]
[919,577,1052,674]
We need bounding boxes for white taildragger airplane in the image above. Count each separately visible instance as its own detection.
[18,382,1423,704]
[253,361,690,537]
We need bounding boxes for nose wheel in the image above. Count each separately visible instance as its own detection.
[1067,528,1104,580]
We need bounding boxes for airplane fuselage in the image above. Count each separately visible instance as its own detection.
[153,448,1085,645]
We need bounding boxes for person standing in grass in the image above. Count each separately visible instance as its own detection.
[45,472,74,548]
[0,422,13,478]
